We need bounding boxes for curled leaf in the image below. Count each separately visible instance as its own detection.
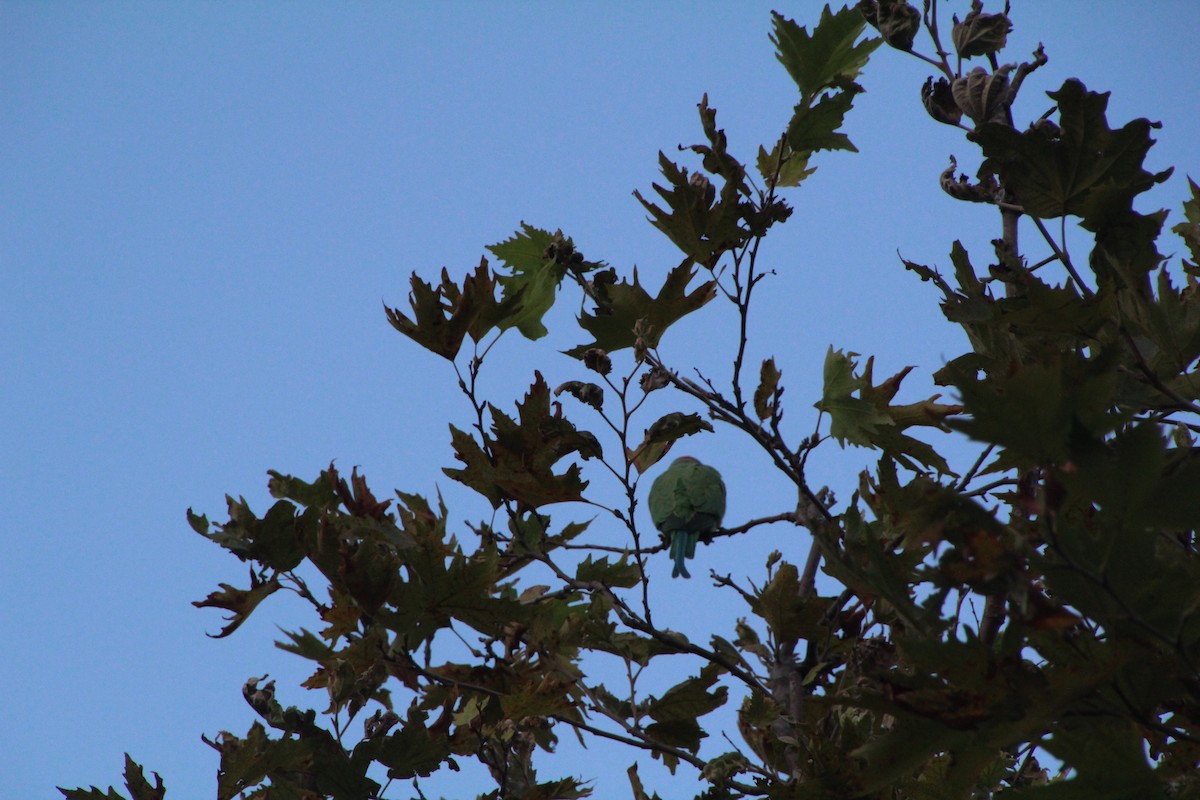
[754,358,782,421]
[859,0,921,51]
[922,77,962,127]
[628,412,714,473]
[952,66,1013,126]
[952,0,1012,60]
[582,348,612,376]
[554,380,605,411]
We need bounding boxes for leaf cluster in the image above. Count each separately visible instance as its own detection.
[65,4,1200,800]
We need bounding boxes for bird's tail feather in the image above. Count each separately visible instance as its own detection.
[670,531,697,579]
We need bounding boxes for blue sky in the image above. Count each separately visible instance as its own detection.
[5,3,1199,797]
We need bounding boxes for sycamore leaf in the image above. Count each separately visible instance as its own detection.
[756,139,817,187]
[974,79,1172,229]
[687,94,750,194]
[1172,176,1200,269]
[754,357,782,421]
[267,468,337,509]
[648,665,728,723]
[57,755,166,800]
[385,258,522,360]
[786,87,861,154]
[575,554,641,589]
[771,7,880,101]
[487,223,568,340]
[1127,269,1200,380]
[634,156,747,266]
[818,348,894,444]
[627,411,714,474]
[444,372,599,510]
[554,380,604,411]
[946,351,1119,466]
[644,667,727,753]
[192,572,281,638]
[752,562,834,644]
[567,260,716,358]
[364,710,451,779]
[818,348,959,473]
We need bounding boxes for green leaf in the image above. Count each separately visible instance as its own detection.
[853,716,968,795]
[974,79,1172,229]
[274,627,334,661]
[771,7,880,100]
[816,348,955,472]
[445,372,600,510]
[752,562,833,644]
[687,94,750,194]
[1030,719,1161,799]
[567,261,716,358]
[647,665,728,724]
[487,223,567,340]
[946,350,1118,466]
[267,468,337,509]
[786,87,861,154]
[57,755,165,800]
[575,554,641,589]
[634,156,747,266]
[386,259,522,359]
[368,710,452,780]
[1172,176,1200,269]
[192,572,281,638]
[817,348,894,445]
[756,139,817,187]
[643,718,706,755]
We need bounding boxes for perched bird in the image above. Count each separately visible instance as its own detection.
[648,456,726,578]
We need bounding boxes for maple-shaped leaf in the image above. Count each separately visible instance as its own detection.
[189,495,309,571]
[786,87,861,154]
[57,755,166,800]
[385,258,521,360]
[815,348,958,474]
[444,372,600,510]
[752,562,835,644]
[817,348,894,443]
[1137,268,1200,381]
[1172,176,1200,270]
[946,350,1119,466]
[354,709,451,780]
[487,223,570,340]
[756,139,817,187]
[567,260,716,358]
[647,664,728,725]
[686,94,750,195]
[771,7,880,101]
[634,155,748,266]
[974,79,1173,229]
[192,571,281,638]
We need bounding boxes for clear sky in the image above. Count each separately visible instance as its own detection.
[5,3,1199,798]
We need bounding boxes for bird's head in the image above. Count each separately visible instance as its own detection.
[671,455,701,466]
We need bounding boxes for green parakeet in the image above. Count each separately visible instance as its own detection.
[648,456,726,578]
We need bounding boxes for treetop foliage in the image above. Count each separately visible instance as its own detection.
[65,2,1200,799]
